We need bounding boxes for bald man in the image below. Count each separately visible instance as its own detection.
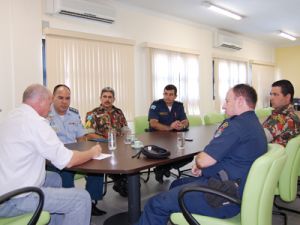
[0,84,101,225]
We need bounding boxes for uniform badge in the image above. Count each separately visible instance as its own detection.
[150,105,156,110]
[69,107,79,114]
[159,112,168,116]
[214,122,229,138]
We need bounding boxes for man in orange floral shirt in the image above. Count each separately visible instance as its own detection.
[263,80,300,146]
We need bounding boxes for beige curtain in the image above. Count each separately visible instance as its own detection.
[213,58,248,112]
[251,62,276,109]
[45,28,135,121]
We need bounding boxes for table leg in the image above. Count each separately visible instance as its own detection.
[103,172,141,225]
[128,173,141,223]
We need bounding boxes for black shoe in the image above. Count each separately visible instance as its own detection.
[154,168,164,184]
[112,182,128,197]
[91,203,106,216]
[164,169,171,177]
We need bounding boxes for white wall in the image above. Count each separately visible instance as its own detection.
[0,0,42,121]
[43,2,275,117]
[0,0,274,121]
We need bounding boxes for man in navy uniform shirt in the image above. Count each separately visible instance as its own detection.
[137,84,267,225]
[148,84,191,183]
[48,84,106,216]
[148,84,189,132]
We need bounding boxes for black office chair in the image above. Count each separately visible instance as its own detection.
[0,187,50,225]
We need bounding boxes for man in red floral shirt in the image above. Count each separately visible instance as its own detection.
[85,87,127,139]
[263,80,300,146]
[85,87,128,197]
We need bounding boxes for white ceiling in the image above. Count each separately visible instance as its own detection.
[115,0,300,47]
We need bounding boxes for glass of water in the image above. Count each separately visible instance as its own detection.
[108,128,117,150]
[177,132,185,149]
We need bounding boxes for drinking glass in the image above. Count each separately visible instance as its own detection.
[177,132,185,149]
[108,128,117,150]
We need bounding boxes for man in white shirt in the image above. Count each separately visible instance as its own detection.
[0,84,101,225]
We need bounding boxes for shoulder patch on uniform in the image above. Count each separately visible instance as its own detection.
[214,121,229,138]
[69,107,79,114]
[150,104,156,110]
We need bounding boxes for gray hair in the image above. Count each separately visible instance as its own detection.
[22,84,51,103]
[101,87,115,98]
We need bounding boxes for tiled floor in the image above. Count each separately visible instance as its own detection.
[75,172,300,225]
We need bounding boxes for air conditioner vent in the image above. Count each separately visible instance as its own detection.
[219,43,242,50]
[59,10,114,23]
[46,0,115,24]
[214,31,243,50]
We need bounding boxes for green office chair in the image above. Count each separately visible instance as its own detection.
[203,113,225,125]
[187,115,203,126]
[273,135,300,224]
[0,187,50,225]
[134,116,149,135]
[255,107,273,119]
[170,143,286,225]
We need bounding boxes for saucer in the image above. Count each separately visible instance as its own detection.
[131,144,144,149]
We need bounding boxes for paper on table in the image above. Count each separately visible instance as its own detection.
[93,153,112,160]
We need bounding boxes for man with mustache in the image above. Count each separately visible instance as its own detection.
[85,87,128,197]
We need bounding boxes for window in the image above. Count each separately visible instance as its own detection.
[213,58,248,112]
[44,28,135,121]
[151,48,200,115]
[251,62,276,108]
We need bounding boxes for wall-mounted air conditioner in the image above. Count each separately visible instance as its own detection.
[45,0,116,24]
[214,31,243,50]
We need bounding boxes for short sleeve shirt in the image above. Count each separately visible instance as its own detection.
[85,105,127,139]
[148,99,187,131]
[202,111,267,196]
[263,104,300,147]
[0,104,73,195]
[48,105,86,144]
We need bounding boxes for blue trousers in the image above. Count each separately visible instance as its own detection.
[0,171,91,225]
[136,176,240,225]
[47,165,104,201]
[60,170,104,201]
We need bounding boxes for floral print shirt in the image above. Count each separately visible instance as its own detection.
[85,105,127,139]
[263,104,300,146]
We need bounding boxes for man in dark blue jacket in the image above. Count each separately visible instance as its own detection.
[148,84,190,183]
[137,84,267,225]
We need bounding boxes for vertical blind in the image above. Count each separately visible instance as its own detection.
[45,29,135,121]
[150,48,200,115]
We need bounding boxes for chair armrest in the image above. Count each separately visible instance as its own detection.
[0,186,45,225]
[178,185,241,225]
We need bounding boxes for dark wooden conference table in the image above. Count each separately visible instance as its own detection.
[65,125,217,225]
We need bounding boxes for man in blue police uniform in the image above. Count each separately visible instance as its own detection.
[136,84,267,225]
[148,84,189,132]
[148,84,191,183]
[48,84,106,216]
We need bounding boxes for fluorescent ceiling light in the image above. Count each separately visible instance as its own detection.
[204,2,242,20]
[278,31,296,41]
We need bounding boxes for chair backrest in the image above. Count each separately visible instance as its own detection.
[241,144,286,225]
[277,135,300,201]
[0,187,50,225]
[187,115,202,126]
[203,113,225,125]
[134,115,149,135]
[255,107,273,119]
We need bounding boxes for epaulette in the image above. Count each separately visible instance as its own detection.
[69,107,79,114]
